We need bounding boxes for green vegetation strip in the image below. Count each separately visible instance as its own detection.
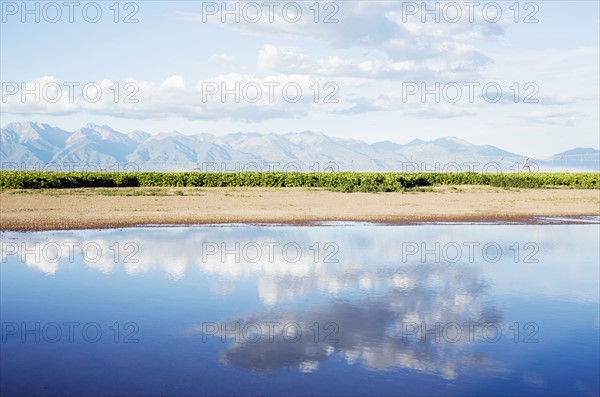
[1,171,598,192]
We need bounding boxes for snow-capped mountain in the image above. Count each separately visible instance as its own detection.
[1,122,598,172]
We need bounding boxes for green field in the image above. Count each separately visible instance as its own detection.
[1,171,598,192]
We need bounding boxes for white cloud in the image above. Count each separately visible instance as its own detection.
[405,105,476,119]
[255,40,498,85]
[519,111,581,127]
[1,74,345,122]
[180,1,500,85]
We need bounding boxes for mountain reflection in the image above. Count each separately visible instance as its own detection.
[193,263,503,379]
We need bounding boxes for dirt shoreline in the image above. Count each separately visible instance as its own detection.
[1,186,599,232]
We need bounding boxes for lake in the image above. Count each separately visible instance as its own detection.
[1,223,599,396]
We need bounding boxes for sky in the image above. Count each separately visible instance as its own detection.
[1,0,599,157]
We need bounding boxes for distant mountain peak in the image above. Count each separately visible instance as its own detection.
[2,122,598,172]
[435,136,472,146]
[83,123,120,134]
[6,121,46,131]
[553,147,599,157]
[284,131,330,145]
[127,130,152,143]
[150,131,185,140]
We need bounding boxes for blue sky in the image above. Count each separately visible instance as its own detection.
[1,1,599,156]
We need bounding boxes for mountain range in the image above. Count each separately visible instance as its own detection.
[1,122,598,172]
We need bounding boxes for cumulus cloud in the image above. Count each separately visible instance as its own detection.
[1,74,344,122]
[188,1,501,80]
[257,44,429,81]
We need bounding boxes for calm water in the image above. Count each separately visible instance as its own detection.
[1,224,599,396]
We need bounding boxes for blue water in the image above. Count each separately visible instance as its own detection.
[1,224,599,396]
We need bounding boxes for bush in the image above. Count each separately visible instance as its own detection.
[1,171,598,191]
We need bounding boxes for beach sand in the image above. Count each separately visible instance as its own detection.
[1,185,598,231]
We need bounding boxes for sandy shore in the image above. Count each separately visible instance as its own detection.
[1,185,598,231]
